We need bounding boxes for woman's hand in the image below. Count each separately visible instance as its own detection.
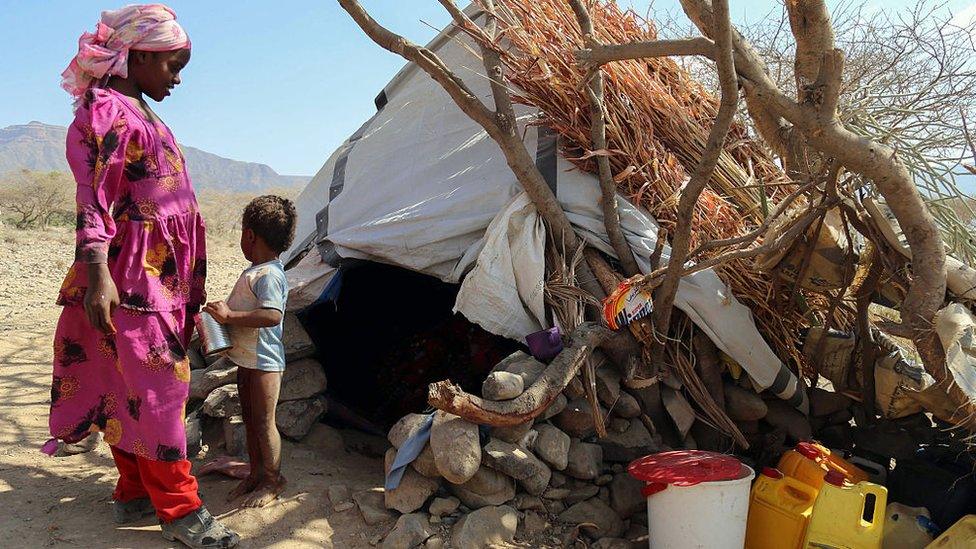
[204,301,232,324]
[84,263,120,334]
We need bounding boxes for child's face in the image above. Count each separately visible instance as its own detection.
[241,227,261,262]
[129,48,191,102]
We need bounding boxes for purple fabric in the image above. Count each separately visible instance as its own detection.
[526,327,563,362]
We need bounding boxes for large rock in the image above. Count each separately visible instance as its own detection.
[599,419,658,463]
[541,393,568,420]
[189,357,237,400]
[388,414,428,447]
[430,411,480,484]
[279,358,327,402]
[450,505,518,549]
[494,351,546,385]
[388,413,440,478]
[185,411,202,457]
[483,439,552,496]
[449,466,516,509]
[275,396,326,440]
[353,488,397,526]
[491,420,532,444]
[534,423,571,471]
[483,439,543,480]
[565,440,603,480]
[596,367,622,408]
[764,399,813,442]
[554,398,605,438]
[724,383,768,421]
[202,384,240,418]
[282,312,316,362]
[188,343,208,370]
[384,449,438,513]
[223,415,246,457]
[613,392,642,419]
[482,371,524,401]
[382,513,433,549]
[608,472,644,519]
[428,496,460,517]
[558,498,625,538]
[564,483,600,506]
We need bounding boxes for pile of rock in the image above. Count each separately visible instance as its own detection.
[185,312,328,456]
[379,351,652,547]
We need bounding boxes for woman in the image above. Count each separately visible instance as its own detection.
[48,5,238,548]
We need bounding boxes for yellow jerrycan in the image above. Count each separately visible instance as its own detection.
[778,442,869,490]
[803,470,887,549]
[745,467,818,549]
[926,515,976,549]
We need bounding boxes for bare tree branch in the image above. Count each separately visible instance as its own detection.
[568,0,641,276]
[575,37,716,65]
[650,0,739,365]
[679,0,949,382]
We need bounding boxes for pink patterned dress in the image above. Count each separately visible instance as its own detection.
[49,87,206,461]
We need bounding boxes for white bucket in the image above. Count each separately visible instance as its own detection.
[645,464,754,549]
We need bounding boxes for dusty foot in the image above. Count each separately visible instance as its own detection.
[241,475,287,508]
[227,475,260,501]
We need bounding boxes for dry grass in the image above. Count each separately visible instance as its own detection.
[484,0,823,371]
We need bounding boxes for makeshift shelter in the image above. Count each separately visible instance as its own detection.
[280,9,808,417]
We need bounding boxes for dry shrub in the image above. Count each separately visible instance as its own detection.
[197,186,299,243]
[0,170,74,229]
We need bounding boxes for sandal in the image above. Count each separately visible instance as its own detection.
[113,497,155,524]
[160,506,240,548]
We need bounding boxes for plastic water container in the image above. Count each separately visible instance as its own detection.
[803,470,888,549]
[778,441,868,489]
[927,515,976,548]
[851,455,888,485]
[629,450,754,548]
[745,467,817,549]
[883,503,936,549]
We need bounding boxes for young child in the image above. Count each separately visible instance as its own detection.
[204,195,296,508]
[51,5,239,548]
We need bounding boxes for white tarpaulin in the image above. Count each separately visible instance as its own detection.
[283,10,808,412]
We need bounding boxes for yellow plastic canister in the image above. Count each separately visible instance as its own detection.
[745,467,818,549]
[926,515,976,549]
[803,470,888,549]
[778,441,869,489]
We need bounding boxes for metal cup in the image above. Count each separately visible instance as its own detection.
[195,311,233,355]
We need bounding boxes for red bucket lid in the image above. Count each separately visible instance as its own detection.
[628,450,745,487]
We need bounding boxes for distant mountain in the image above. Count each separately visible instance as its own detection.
[0,121,309,191]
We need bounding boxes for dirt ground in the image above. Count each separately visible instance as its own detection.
[0,226,388,548]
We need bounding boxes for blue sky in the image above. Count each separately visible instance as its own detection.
[2,0,972,175]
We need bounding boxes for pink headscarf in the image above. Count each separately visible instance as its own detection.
[61,4,190,97]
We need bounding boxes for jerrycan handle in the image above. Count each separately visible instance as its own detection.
[859,485,886,527]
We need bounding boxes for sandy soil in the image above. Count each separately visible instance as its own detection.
[0,226,387,548]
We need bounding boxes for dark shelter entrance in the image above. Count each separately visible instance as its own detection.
[299,261,521,431]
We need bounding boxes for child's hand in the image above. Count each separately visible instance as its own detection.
[204,301,232,324]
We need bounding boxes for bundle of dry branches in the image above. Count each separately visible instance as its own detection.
[473,0,829,371]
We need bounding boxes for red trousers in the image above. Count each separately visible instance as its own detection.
[111,446,202,523]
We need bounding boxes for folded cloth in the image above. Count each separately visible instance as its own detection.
[384,413,434,490]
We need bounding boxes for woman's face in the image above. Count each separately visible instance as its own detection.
[129,48,191,102]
